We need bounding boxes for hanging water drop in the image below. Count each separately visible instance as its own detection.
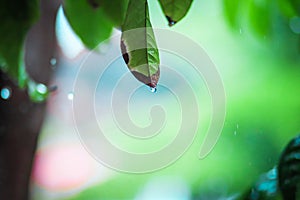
[50,58,57,66]
[36,83,48,94]
[169,21,175,26]
[1,87,11,100]
[149,87,157,93]
[68,92,74,100]
[166,16,176,27]
[27,80,49,102]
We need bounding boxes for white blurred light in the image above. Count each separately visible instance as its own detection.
[55,6,85,59]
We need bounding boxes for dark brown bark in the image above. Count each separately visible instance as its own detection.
[0,0,61,199]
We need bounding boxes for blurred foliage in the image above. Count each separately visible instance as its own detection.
[158,0,194,26]
[239,167,280,199]
[238,135,300,200]
[63,0,114,49]
[278,135,300,200]
[223,0,300,60]
[0,0,38,83]
[0,0,49,102]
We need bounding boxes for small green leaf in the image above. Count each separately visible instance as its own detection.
[121,0,160,88]
[158,0,193,26]
[63,0,114,49]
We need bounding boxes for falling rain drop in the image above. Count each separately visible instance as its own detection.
[50,58,57,66]
[68,92,74,100]
[1,87,11,100]
[149,87,157,93]
[239,28,243,34]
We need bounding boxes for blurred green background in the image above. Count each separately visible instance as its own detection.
[30,0,300,199]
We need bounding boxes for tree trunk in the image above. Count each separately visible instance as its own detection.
[0,0,61,199]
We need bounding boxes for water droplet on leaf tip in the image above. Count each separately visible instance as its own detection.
[50,58,57,66]
[169,21,175,26]
[149,87,157,93]
[166,16,176,27]
[1,87,11,100]
[68,92,74,100]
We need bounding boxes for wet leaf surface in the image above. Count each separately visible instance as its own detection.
[121,0,160,88]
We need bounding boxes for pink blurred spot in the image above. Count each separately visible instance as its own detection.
[32,144,93,191]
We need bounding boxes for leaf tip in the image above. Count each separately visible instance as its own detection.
[132,69,160,88]
[166,16,176,27]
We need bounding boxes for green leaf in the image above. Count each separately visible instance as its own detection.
[158,0,193,26]
[121,0,160,88]
[0,0,39,85]
[87,0,129,26]
[63,0,114,49]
